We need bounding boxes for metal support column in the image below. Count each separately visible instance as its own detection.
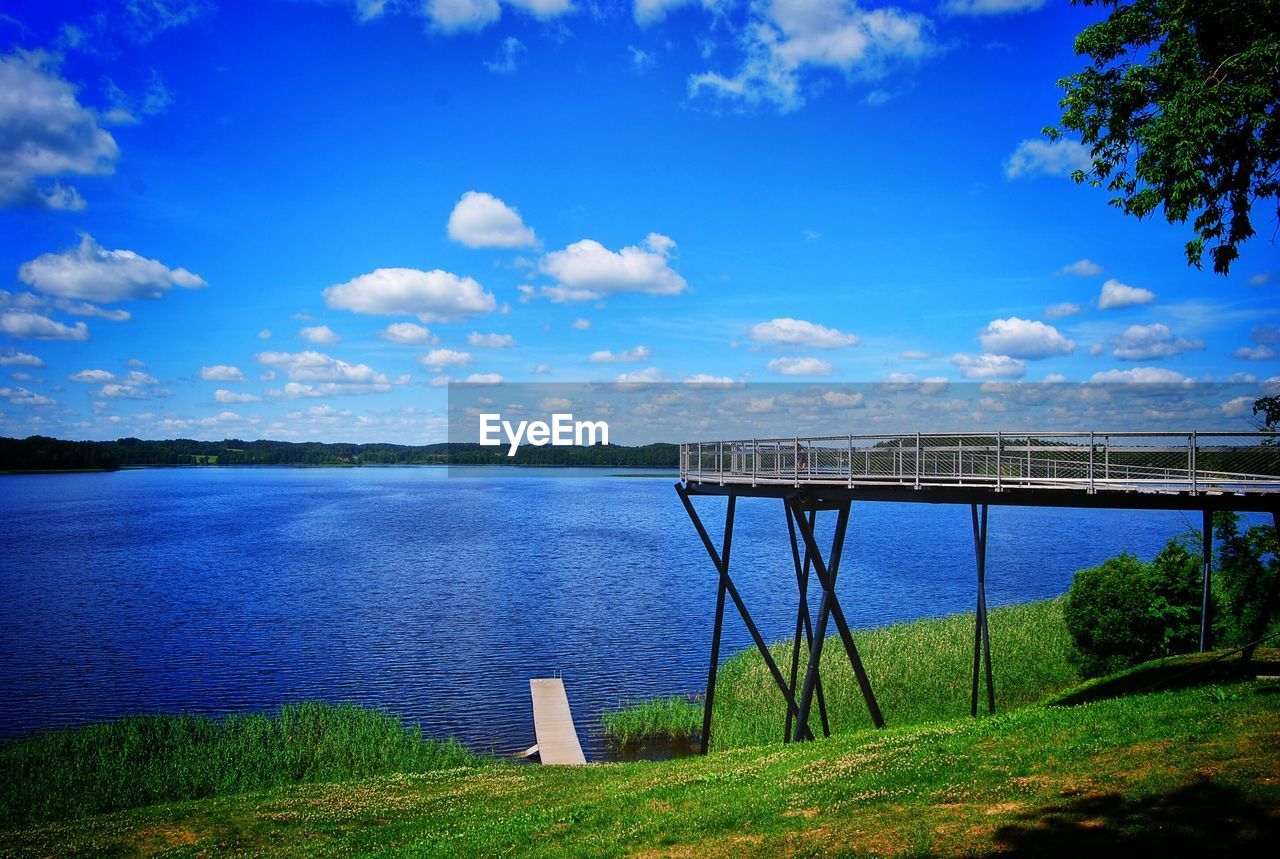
[789,497,884,741]
[1200,508,1213,652]
[970,504,995,716]
[784,502,830,741]
[675,483,813,754]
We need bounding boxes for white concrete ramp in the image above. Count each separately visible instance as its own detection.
[529,678,587,765]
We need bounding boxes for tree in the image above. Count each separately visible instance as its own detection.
[1050,0,1280,274]
[1213,512,1280,663]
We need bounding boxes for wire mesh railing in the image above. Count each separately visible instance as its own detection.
[680,432,1280,494]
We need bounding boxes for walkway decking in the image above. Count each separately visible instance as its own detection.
[529,678,586,766]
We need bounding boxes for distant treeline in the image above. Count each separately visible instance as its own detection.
[0,436,679,471]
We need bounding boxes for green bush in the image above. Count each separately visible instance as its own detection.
[1214,513,1280,659]
[1064,541,1203,677]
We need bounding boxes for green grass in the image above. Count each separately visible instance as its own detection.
[2,675,1277,857]
[605,597,1080,749]
[0,701,484,828]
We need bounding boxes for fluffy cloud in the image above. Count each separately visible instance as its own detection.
[0,350,44,367]
[323,268,497,322]
[634,0,719,25]
[1232,345,1275,361]
[380,322,435,344]
[463,372,504,384]
[69,368,169,399]
[589,345,652,363]
[447,191,537,248]
[538,233,686,302]
[420,348,473,370]
[749,317,859,349]
[1098,278,1155,309]
[486,37,526,74]
[0,386,55,406]
[1111,323,1203,361]
[767,356,833,376]
[951,352,1026,379]
[19,234,205,303]
[468,332,517,348]
[423,0,574,33]
[1089,367,1189,384]
[684,374,737,386]
[688,0,933,112]
[214,389,260,404]
[942,0,1045,14]
[616,367,665,384]
[299,325,340,345]
[0,311,89,340]
[1004,138,1090,179]
[256,350,392,397]
[1056,258,1102,277]
[979,317,1075,359]
[200,365,245,382]
[1045,302,1081,320]
[0,51,120,210]
[571,318,591,330]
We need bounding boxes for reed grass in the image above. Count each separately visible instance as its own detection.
[603,597,1079,748]
[0,701,483,827]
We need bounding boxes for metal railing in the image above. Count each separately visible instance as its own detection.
[679,432,1280,495]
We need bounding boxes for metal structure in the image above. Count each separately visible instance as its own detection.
[676,430,1280,754]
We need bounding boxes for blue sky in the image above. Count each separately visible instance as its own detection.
[0,0,1276,443]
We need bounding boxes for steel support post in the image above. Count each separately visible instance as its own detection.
[789,497,884,740]
[1200,508,1213,652]
[784,502,830,741]
[970,504,995,716]
[675,483,813,754]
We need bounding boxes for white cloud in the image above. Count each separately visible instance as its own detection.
[256,350,392,396]
[0,310,89,340]
[0,51,119,210]
[0,386,55,406]
[1220,396,1256,418]
[200,365,245,382]
[821,390,864,408]
[376,322,432,345]
[616,367,665,383]
[532,363,553,374]
[1056,258,1102,277]
[1004,138,1090,179]
[767,356,833,376]
[688,0,934,112]
[684,374,737,387]
[979,317,1075,359]
[900,350,932,360]
[571,318,591,330]
[943,0,1045,15]
[447,191,537,248]
[589,345,652,363]
[538,233,686,302]
[1045,302,1081,320]
[258,328,272,339]
[420,348,473,370]
[1233,345,1276,361]
[749,317,858,349]
[486,37,526,74]
[1098,278,1156,309]
[424,0,573,32]
[951,352,1026,379]
[1111,323,1204,360]
[0,350,44,368]
[69,369,117,383]
[635,0,719,25]
[468,331,517,348]
[299,325,340,345]
[62,301,131,321]
[1089,367,1189,384]
[214,389,260,404]
[19,234,205,302]
[68,368,169,400]
[463,372,504,385]
[323,267,497,322]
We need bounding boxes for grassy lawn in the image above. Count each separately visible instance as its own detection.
[605,598,1080,749]
[1,676,1277,857]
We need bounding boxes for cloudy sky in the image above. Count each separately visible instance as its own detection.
[1,0,1276,443]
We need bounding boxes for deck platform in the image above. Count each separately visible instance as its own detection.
[529,678,586,766]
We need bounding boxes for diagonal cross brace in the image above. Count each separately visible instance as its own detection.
[785,502,830,741]
[675,483,814,751]
[789,497,885,740]
[970,504,995,716]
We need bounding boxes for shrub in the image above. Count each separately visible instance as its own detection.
[1064,541,1203,677]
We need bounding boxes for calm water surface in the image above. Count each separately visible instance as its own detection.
[0,467,1247,758]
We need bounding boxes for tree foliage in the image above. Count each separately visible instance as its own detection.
[1213,512,1280,661]
[1051,0,1280,274]
[1064,542,1203,677]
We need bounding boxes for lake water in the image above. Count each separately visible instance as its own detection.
[0,467,1255,759]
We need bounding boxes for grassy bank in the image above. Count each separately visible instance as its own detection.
[0,702,483,828]
[605,598,1079,748]
[2,671,1277,856]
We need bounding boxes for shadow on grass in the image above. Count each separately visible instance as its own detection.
[1050,657,1280,708]
[990,780,1279,856]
